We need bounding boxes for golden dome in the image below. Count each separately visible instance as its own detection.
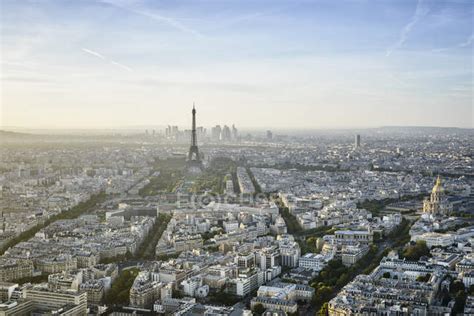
[432,175,443,194]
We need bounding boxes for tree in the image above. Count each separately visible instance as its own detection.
[402,241,430,261]
[416,273,431,282]
[104,268,139,305]
[316,286,334,304]
[336,273,350,288]
[452,291,467,315]
[382,272,391,279]
[252,303,265,315]
[450,280,465,294]
[440,287,451,306]
[373,231,382,241]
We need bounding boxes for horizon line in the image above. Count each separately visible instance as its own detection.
[1,125,472,131]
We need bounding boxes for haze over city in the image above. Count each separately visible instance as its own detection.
[1,0,473,129]
[1,2,474,316]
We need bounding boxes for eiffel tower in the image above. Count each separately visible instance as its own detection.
[187,103,203,170]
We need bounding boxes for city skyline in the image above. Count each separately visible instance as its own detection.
[1,0,473,129]
[1,2,474,314]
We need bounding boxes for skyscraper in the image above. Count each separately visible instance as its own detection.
[211,125,222,142]
[355,134,361,149]
[232,124,238,140]
[266,130,273,140]
[221,125,231,141]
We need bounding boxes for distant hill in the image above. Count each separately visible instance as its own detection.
[0,130,33,137]
[379,126,468,130]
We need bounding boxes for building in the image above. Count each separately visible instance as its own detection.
[334,229,373,245]
[221,125,232,142]
[182,276,202,297]
[256,247,279,270]
[278,235,301,268]
[181,276,209,298]
[80,280,106,306]
[224,221,239,233]
[412,232,455,248]
[465,296,474,315]
[211,125,222,141]
[25,287,87,315]
[328,255,448,316]
[229,268,264,297]
[341,244,370,266]
[173,234,203,252]
[423,176,453,215]
[36,255,77,274]
[0,300,35,316]
[232,124,238,140]
[354,134,361,149]
[270,216,287,235]
[463,271,474,288]
[0,283,18,302]
[266,130,273,141]
[48,271,82,292]
[129,276,162,309]
[298,253,328,272]
[250,282,314,313]
[0,260,33,282]
[236,252,256,269]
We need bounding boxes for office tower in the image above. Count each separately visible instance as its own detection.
[355,134,361,148]
[211,125,222,141]
[221,125,232,141]
[266,130,273,140]
[232,124,238,140]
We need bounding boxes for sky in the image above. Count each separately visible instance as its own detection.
[0,0,473,129]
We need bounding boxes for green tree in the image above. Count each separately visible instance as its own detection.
[416,273,431,282]
[452,291,467,315]
[450,280,465,294]
[252,303,265,315]
[373,231,382,241]
[104,268,139,305]
[402,240,430,261]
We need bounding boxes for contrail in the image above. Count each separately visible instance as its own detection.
[432,33,473,53]
[386,0,429,57]
[459,34,473,48]
[99,0,204,39]
[110,60,133,72]
[82,48,106,60]
[82,47,132,72]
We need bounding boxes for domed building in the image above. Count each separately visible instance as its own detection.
[423,176,452,215]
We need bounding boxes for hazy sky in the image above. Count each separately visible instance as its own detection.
[1,0,473,129]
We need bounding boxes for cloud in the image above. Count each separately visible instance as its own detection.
[133,78,261,93]
[432,33,474,52]
[459,33,474,47]
[99,0,204,39]
[1,76,55,84]
[386,0,429,57]
[81,48,133,72]
[133,9,204,39]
